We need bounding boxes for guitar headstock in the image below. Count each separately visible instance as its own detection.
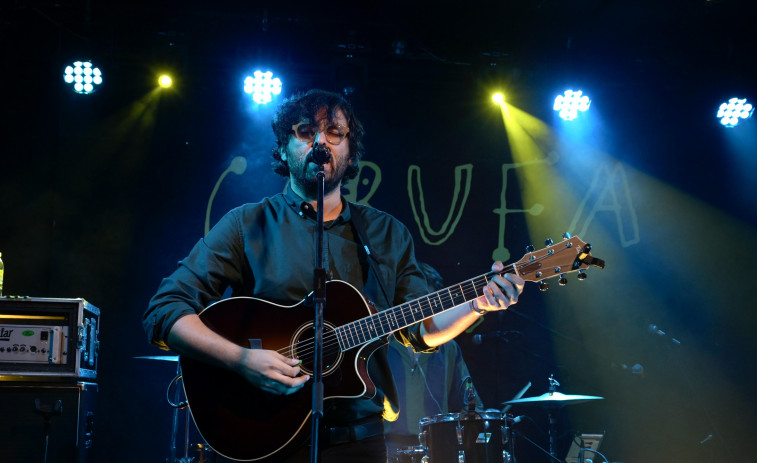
[514,234,605,291]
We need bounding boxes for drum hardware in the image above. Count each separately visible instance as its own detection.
[391,445,428,463]
[134,355,179,362]
[501,375,604,462]
[183,443,216,463]
[501,381,531,415]
[419,411,514,463]
[508,429,563,463]
[134,355,214,462]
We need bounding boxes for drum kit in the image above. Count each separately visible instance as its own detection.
[391,376,603,463]
[138,355,600,463]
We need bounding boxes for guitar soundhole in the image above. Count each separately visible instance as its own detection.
[291,322,343,376]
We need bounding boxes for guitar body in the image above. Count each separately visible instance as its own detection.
[180,280,385,462]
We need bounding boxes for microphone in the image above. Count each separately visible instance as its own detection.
[472,330,521,345]
[310,133,332,165]
[461,377,476,412]
[648,324,681,345]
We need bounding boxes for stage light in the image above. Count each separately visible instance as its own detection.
[63,60,102,94]
[158,75,173,88]
[716,97,753,127]
[492,93,505,105]
[243,70,282,104]
[553,90,590,121]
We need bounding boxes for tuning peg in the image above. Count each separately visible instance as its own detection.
[539,281,550,292]
[545,238,554,246]
[577,271,588,281]
[525,244,535,253]
[558,275,568,286]
[562,232,571,240]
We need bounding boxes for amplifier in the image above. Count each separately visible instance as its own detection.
[0,298,100,379]
[0,381,97,463]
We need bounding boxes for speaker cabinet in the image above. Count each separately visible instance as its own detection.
[0,381,96,463]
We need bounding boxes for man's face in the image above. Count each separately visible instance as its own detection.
[282,107,352,198]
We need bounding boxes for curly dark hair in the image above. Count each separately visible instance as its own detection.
[271,89,365,183]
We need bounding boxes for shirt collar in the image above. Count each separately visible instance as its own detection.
[284,183,351,225]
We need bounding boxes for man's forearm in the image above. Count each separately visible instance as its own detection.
[166,314,245,373]
[420,302,483,347]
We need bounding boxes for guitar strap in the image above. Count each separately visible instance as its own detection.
[348,202,392,308]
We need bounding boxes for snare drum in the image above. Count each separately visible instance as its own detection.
[419,412,512,463]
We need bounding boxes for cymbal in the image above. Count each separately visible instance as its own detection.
[134,355,179,362]
[502,391,603,408]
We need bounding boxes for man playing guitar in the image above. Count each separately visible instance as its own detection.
[143,89,524,463]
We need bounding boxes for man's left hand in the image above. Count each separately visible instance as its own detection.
[470,261,525,313]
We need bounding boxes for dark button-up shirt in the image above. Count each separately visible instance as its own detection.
[143,185,431,423]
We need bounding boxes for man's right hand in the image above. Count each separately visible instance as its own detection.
[235,349,310,395]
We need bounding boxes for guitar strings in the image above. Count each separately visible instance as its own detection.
[276,273,487,359]
[271,268,509,361]
[274,246,575,362]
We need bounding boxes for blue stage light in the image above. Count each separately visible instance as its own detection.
[716,97,754,127]
[553,90,591,121]
[63,61,102,94]
[243,71,282,104]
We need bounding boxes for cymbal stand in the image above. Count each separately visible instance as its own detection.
[546,375,560,458]
[514,374,563,463]
[166,364,191,463]
[510,430,563,463]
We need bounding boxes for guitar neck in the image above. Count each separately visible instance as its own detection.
[335,265,516,351]
[334,235,605,351]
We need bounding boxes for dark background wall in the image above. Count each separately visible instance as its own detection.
[1,1,756,462]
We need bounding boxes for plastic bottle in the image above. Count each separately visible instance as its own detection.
[0,252,4,297]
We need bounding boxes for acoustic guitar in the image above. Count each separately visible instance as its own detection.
[179,235,604,461]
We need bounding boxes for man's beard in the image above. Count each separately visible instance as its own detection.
[289,156,348,199]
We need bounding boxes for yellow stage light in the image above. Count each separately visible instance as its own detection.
[158,75,173,88]
[492,93,505,105]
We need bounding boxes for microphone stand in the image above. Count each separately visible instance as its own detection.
[309,161,328,463]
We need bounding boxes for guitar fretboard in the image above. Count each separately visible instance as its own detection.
[335,266,515,351]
